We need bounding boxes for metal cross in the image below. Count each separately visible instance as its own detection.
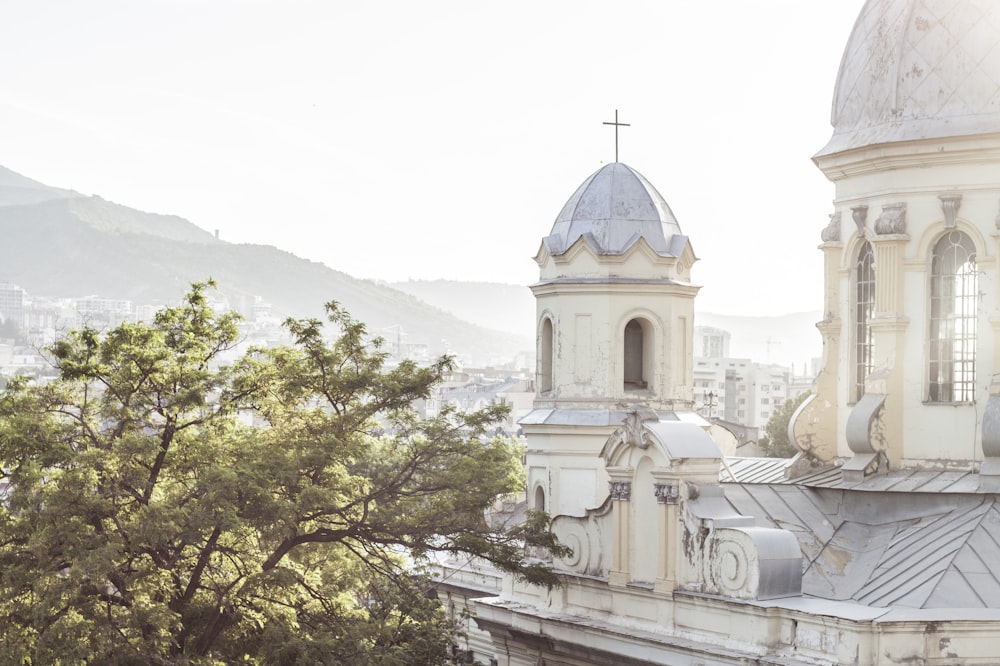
[603,110,630,162]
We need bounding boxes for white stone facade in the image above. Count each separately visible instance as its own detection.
[435,2,1000,664]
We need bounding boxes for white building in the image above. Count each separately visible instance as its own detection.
[694,325,730,359]
[694,357,791,428]
[438,2,1000,663]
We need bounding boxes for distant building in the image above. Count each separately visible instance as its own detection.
[74,296,132,326]
[0,281,25,328]
[694,356,797,428]
[694,325,730,358]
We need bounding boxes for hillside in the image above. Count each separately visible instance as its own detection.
[0,165,79,207]
[0,165,820,371]
[0,167,531,365]
[389,280,536,337]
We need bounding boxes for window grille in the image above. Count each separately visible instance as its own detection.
[929,231,977,402]
[854,240,875,401]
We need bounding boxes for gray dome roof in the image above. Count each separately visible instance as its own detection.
[543,163,684,257]
[817,0,1000,157]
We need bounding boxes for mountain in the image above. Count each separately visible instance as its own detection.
[0,167,531,365]
[0,165,79,207]
[389,280,536,337]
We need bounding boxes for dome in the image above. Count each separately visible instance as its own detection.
[817,0,1000,157]
[543,163,685,257]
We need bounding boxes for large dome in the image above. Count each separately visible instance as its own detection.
[543,163,684,257]
[817,0,1000,157]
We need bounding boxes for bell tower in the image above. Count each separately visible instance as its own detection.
[523,162,700,518]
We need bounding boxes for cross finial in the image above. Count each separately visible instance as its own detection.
[603,110,630,162]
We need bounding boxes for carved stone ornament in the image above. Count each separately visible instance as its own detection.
[622,408,656,449]
[851,204,868,238]
[609,480,632,501]
[654,482,680,504]
[875,202,906,235]
[821,211,841,243]
[939,193,962,229]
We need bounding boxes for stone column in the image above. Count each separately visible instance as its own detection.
[652,474,680,593]
[869,225,910,468]
[606,470,632,587]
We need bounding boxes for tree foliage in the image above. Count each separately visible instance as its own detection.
[0,283,562,664]
[758,391,811,458]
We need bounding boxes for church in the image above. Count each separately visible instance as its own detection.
[435,1,1000,663]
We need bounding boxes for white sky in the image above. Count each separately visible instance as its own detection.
[1,1,865,316]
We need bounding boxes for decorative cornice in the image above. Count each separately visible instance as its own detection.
[874,203,906,235]
[851,205,868,238]
[813,135,1000,181]
[821,211,842,243]
[939,193,962,229]
[868,315,910,333]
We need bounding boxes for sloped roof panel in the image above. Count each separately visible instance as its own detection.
[726,482,1000,609]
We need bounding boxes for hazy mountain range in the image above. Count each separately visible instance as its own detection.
[0,165,820,370]
[0,166,531,364]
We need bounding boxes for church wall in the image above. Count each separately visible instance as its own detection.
[817,137,1000,467]
[533,284,696,410]
[524,427,614,518]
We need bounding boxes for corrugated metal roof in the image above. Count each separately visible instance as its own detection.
[725,481,1000,609]
[721,456,795,484]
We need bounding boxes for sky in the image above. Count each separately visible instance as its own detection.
[1,1,866,317]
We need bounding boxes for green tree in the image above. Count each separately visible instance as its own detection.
[0,283,563,664]
[758,391,811,458]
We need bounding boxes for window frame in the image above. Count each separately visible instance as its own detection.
[927,230,978,404]
[850,239,876,403]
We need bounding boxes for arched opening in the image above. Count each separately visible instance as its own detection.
[540,317,554,393]
[929,231,978,402]
[624,318,651,390]
[533,485,545,512]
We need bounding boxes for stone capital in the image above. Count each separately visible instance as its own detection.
[609,480,632,502]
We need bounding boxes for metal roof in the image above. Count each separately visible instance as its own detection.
[725,480,1000,609]
[721,456,795,484]
[519,408,682,427]
[543,163,684,257]
[790,465,983,493]
[818,0,1000,156]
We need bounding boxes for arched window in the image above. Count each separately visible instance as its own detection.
[854,240,875,402]
[624,319,648,389]
[539,318,554,393]
[929,231,978,402]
